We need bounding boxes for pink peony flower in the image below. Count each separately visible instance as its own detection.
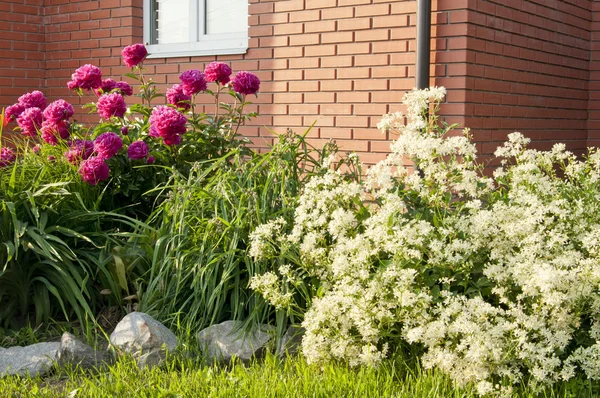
[149,105,187,146]
[43,99,74,124]
[121,43,148,68]
[179,70,207,96]
[204,62,232,85]
[17,107,43,137]
[78,156,109,186]
[18,91,47,110]
[231,71,260,96]
[5,103,26,122]
[0,147,16,167]
[94,132,123,159]
[166,84,191,111]
[147,156,155,165]
[95,78,117,96]
[70,64,102,90]
[97,93,127,119]
[67,80,77,90]
[41,120,70,145]
[115,81,133,96]
[64,139,93,164]
[127,140,149,160]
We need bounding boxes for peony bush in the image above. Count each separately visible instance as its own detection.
[1,43,261,216]
[250,87,600,395]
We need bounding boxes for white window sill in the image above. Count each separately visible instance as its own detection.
[146,36,248,59]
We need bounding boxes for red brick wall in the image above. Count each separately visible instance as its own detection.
[0,0,45,110]
[0,0,595,164]
[589,1,600,148]
[456,0,592,163]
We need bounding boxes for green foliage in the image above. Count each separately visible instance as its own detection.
[138,130,357,334]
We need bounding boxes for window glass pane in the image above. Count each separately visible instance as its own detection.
[206,0,247,35]
[153,0,190,44]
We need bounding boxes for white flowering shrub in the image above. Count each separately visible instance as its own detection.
[250,87,600,395]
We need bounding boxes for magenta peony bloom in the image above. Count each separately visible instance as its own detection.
[18,91,47,110]
[67,80,77,90]
[115,81,133,96]
[78,156,109,185]
[64,139,93,164]
[97,93,127,119]
[95,78,117,96]
[5,103,26,122]
[179,70,207,96]
[0,147,16,167]
[41,120,70,145]
[121,126,129,135]
[94,132,123,159]
[204,62,232,85]
[231,71,260,95]
[121,43,148,68]
[166,84,191,111]
[149,105,187,146]
[127,140,149,160]
[70,64,102,90]
[17,107,43,137]
[43,99,74,124]
[147,156,155,165]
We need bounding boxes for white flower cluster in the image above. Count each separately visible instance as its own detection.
[249,87,600,395]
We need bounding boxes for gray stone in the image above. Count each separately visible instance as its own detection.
[0,342,60,377]
[55,332,109,369]
[109,312,177,367]
[277,325,304,358]
[197,320,274,364]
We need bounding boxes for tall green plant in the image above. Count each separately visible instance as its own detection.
[138,130,359,334]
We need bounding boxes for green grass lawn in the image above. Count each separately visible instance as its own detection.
[1,353,598,398]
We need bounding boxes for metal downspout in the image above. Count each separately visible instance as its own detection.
[416,0,431,90]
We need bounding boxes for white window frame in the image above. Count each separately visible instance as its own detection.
[143,0,249,58]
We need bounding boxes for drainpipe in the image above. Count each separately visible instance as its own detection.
[416,0,431,90]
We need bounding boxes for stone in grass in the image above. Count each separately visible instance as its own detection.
[55,332,110,370]
[277,325,304,358]
[0,342,60,377]
[197,320,274,364]
[109,312,177,368]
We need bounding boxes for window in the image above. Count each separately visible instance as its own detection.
[143,0,249,58]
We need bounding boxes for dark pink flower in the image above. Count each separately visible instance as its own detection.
[78,156,109,185]
[147,156,155,165]
[115,81,133,96]
[127,140,149,160]
[70,64,102,90]
[121,126,129,135]
[47,155,55,162]
[121,43,148,68]
[166,84,191,111]
[0,147,16,167]
[41,120,70,145]
[67,80,77,90]
[17,107,43,137]
[18,91,47,110]
[64,139,93,164]
[95,78,117,96]
[94,132,123,159]
[97,93,127,119]
[43,99,74,124]
[179,70,207,96]
[204,62,232,85]
[149,105,187,146]
[231,71,260,95]
[5,103,26,122]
